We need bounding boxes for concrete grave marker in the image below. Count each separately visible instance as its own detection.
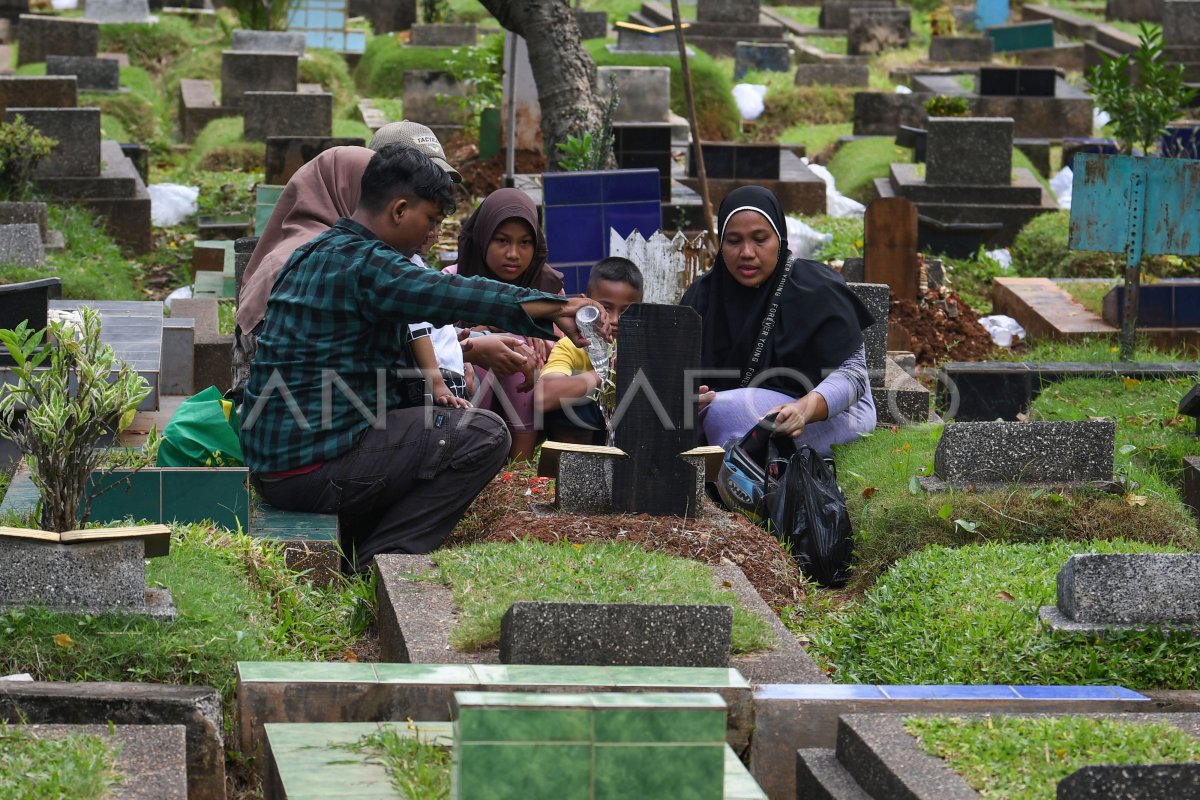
[499,601,733,667]
[795,63,869,86]
[929,36,994,61]
[84,0,153,23]
[698,0,760,23]
[409,22,476,46]
[864,197,919,302]
[219,51,298,109]
[598,66,671,123]
[0,76,77,116]
[242,92,332,141]
[734,41,792,80]
[264,136,366,185]
[575,9,607,40]
[402,70,464,139]
[1058,764,1200,798]
[230,29,306,54]
[820,0,895,29]
[1041,553,1200,633]
[926,116,1013,186]
[0,223,44,266]
[927,420,1116,488]
[848,7,912,55]
[45,55,119,93]
[4,107,101,179]
[16,14,98,67]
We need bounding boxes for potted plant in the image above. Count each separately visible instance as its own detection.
[1069,23,1199,361]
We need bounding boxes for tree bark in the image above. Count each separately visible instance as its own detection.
[478,0,604,170]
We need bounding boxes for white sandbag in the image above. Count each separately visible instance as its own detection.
[786,215,833,259]
[148,183,199,227]
[804,160,866,219]
[1050,166,1074,211]
[985,248,1012,270]
[732,83,768,121]
[978,314,1027,347]
[894,84,913,94]
[164,284,193,311]
[1093,108,1111,133]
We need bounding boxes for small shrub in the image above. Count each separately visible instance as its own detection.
[98,17,198,73]
[421,0,449,23]
[441,35,505,136]
[0,115,57,202]
[553,75,618,171]
[925,94,970,117]
[354,36,458,96]
[224,0,301,31]
[1011,211,1122,278]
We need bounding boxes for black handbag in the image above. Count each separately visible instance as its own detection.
[764,444,855,587]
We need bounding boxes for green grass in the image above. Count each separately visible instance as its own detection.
[804,36,848,55]
[810,215,865,261]
[218,299,236,335]
[771,6,820,26]
[825,137,906,203]
[186,117,261,172]
[0,524,375,711]
[993,336,1196,363]
[348,726,452,800]
[907,715,1200,800]
[0,206,141,300]
[780,122,852,157]
[0,723,122,800]
[354,36,460,97]
[1056,279,1117,316]
[804,539,1200,687]
[433,540,777,654]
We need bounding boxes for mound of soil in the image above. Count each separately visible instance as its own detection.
[889,288,996,366]
[450,469,808,612]
[444,133,547,200]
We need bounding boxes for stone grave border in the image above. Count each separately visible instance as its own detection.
[18,723,188,799]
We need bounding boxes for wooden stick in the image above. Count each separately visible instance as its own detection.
[670,0,715,239]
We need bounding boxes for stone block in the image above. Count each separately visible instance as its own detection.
[890,162,1045,205]
[219,51,297,109]
[1164,0,1200,47]
[1014,42,1088,72]
[409,22,476,47]
[0,223,44,266]
[555,450,620,514]
[401,69,464,128]
[0,538,147,613]
[598,65,671,123]
[848,7,912,56]
[615,26,678,53]
[1106,0,1163,21]
[1059,764,1200,797]
[177,78,235,142]
[688,141,780,180]
[264,136,365,185]
[230,29,305,54]
[171,298,232,393]
[0,201,47,240]
[242,92,332,142]
[1055,553,1200,625]
[0,681,225,800]
[0,276,58,331]
[734,41,792,80]
[874,359,932,425]
[795,62,869,86]
[1013,137,1051,176]
[84,0,152,23]
[4,107,100,178]
[499,601,733,667]
[932,420,1115,484]
[0,0,27,27]
[847,282,889,375]
[45,55,119,92]
[925,116,1013,186]
[852,91,933,135]
[820,0,896,28]
[698,0,760,23]
[162,317,194,396]
[979,66,1057,97]
[575,9,607,40]
[929,35,994,61]
[16,14,98,67]
[0,76,77,116]
[349,0,415,33]
[19,724,188,800]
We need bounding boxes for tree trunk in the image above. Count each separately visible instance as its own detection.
[478,0,604,170]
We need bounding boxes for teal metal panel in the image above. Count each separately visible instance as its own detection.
[985,20,1054,52]
[162,468,250,531]
[1069,153,1200,257]
[86,470,162,524]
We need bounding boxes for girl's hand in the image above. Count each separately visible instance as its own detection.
[531,337,550,370]
[766,399,808,438]
[436,392,472,409]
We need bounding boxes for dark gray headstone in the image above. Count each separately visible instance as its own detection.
[848,7,912,56]
[734,41,792,80]
[409,23,477,47]
[929,36,995,62]
[1056,553,1200,625]
[242,92,332,142]
[1058,763,1200,799]
[1163,0,1200,47]
[852,91,934,135]
[847,282,889,375]
[698,0,760,23]
[84,0,152,23]
[925,116,1014,186]
[821,0,897,28]
[45,55,120,93]
[349,0,415,33]
[219,51,298,109]
[0,201,48,240]
[795,63,870,87]
[574,9,607,40]
[401,70,465,127]
[933,420,1115,484]
[16,14,98,67]
[616,26,678,53]
[264,136,365,185]
[0,76,77,114]
[230,29,306,54]
[499,601,733,667]
[1105,0,1163,21]
[599,66,672,123]
[1185,455,1200,520]
[0,223,44,266]
[4,107,101,178]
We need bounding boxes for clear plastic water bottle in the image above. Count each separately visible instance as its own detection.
[574,304,610,393]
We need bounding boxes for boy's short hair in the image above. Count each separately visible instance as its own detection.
[359,143,458,217]
[587,256,644,296]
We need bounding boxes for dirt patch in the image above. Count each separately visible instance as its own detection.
[444,132,547,200]
[449,467,808,613]
[889,287,997,366]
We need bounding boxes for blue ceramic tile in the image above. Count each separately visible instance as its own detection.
[1012,685,1149,701]
[346,31,366,51]
[603,202,662,243]
[1174,285,1200,326]
[576,264,593,292]
[545,205,605,264]
[754,684,887,701]
[880,685,1020,699]
[602,169,660,204]
[557,265,581,295]
[544,173,604,206]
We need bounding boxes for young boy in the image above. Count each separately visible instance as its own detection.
[535,257,643,446]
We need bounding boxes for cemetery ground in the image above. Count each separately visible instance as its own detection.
[4,2,1200,798]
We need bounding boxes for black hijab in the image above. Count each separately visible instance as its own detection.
[680,186,874,397]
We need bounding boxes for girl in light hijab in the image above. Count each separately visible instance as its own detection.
[681,185,877,456]
[447,188,563,461]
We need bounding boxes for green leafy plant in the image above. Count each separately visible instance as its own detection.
[554,75,619,171]
[420,0,449,24]
[342,724,452,799]
[0,307,151,532]
[442,36,504,138]
[0,722,123,799]
[223,0,301,32]
[1088,23,1197,156]
[924,94,971,118]
[0,115,57,202]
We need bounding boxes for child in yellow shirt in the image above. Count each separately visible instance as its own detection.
[535,257,643,445]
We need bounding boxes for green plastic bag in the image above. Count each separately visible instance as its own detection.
[156,385,245,467]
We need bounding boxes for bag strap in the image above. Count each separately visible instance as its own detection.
[739,257,794,388]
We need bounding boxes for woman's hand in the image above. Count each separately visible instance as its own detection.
[531,337,550,370]
[766,392,828,439]
[697,384,716,413]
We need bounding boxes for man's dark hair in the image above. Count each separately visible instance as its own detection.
[359,143,458,217]
[587,256,644,295]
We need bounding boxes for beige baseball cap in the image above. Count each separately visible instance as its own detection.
[369,120,462,182]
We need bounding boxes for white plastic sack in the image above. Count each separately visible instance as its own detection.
[785,215,833,259]
[804,159,866,219]
[894,85,913,94]
[985,248,1012,270]
[732,83,768,121]
[50,0,77,8]
[978,314,1027,347]
[1093,108,1112,133]
[1050,166,1074,211]
[164,284,193,311]
[148,183,199,227]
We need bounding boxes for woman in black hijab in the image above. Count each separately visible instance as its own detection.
[681,186,877,456]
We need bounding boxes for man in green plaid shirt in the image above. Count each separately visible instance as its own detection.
[241,145,605,571]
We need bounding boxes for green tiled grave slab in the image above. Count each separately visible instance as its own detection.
[455,742,593,800]
[593,742,725,800]
[256,184,285,236]
[458,707,593,742]
[265,721,452,800]
[250,503,338,542]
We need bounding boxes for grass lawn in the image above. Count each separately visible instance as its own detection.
[433,540,777,654]
[346,726,452,800]
[1057,279,1118,316]
[0,723,122,800]
[996,336,1197,364]
[908,715,1200,800]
